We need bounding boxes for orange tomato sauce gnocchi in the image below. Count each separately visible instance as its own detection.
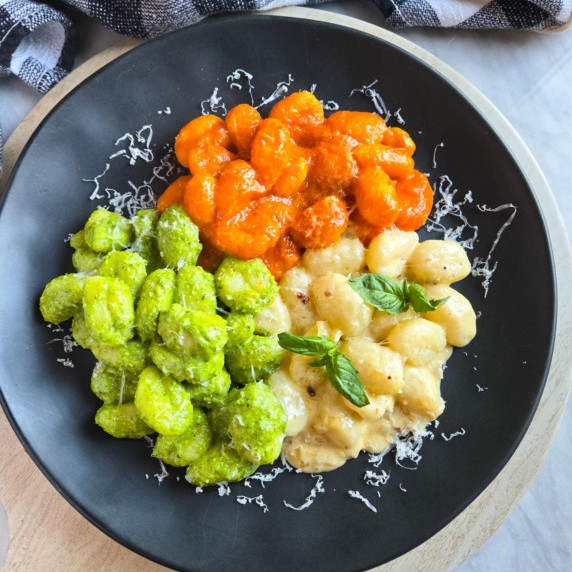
[158,92,433,277]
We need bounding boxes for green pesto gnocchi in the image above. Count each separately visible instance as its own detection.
[92,339,148,372]
[39,205,286,487]
[40,274,85,325]
[174,265,217,313]
[225,334,284,384]
[225,382,287,465]
[70,230,103,273]
[185,368,231,407]
[157,304,227,359]
[91,361,139,405]
[84,209,133,253]
[131,209,163,271]
[215,257,277,314]
[98,251,147,298]
[135,365,194,436]
[149,343,225,384]
[185,441,258,487]
[135,268,176,342]
[83,276,135,346]
[198,382,287,473]
[153,408,212,467]
[225,313,256,349]
[95,403,153,439]
[71,312,95,350]
[157,205,202,269]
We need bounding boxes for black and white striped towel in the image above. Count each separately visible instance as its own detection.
[375,0,572,30]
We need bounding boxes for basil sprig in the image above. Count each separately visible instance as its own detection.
[277,333,337,356]
[348,274,449,314]
[277,333,369,408]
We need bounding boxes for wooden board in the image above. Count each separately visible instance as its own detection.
[1,8,570,572]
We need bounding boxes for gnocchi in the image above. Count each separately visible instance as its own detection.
[279,266,316,334]
[310,273,373,337]
[278,229,476,473]
[397,365,444,420]
[268,370,308,436]
[339,339,405,395]
[407,240,471,285]
[302,237,365,277]
[422,284,477,347]
[387,318,447,366]
[366,230,418,279]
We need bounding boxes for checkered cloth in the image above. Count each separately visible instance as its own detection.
[0,0,571,174]
[375,0,572,30]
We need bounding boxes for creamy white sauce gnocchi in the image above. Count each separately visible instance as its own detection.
[262,230,476,473]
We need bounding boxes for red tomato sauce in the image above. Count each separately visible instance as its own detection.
[158,91,433,278]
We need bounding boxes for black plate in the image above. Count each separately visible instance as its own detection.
[0,15,556,572]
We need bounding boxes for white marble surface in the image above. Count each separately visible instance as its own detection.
[0,3,570,571]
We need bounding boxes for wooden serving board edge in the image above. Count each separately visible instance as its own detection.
[0,7,570,572]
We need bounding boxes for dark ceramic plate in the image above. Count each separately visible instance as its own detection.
[0,15,556,572]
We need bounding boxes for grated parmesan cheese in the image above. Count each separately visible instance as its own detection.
[201,87,227,116]
[110,125,154,165]
[393,107,405,125]
[432,142,444,168]
[118,372,126,405]
[441,428,466,442]
[83,137,181,218]
[425,175,478,248]
[226,68,255,106]
[471,203,517,297]
[425,175,518,297]
[244,465,288,488]
[283,474,324,511]
[84,163,111,201]
[47,333,78,354]
[348,490,377,513]
[256,74,295,110]
[236,495,269,513]
[394,429,434,471]
[217,482,231,497]
[349,79,391,122]
[364,470,390,487]
[322,100,339,111]
[154,459,169,485]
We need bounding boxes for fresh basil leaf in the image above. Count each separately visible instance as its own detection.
[348,274,408,314]
[325,350,370,408]
[309,354,330,367]
[277,332,337,356]
[402,278,409,301]
[407,283,450,313]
